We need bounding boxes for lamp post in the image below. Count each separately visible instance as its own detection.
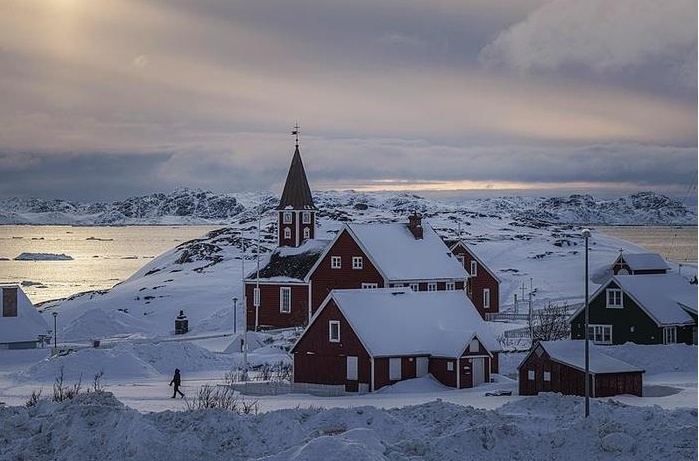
[52,312,58,351]
[582,228,591,418]
[232,297,238,334]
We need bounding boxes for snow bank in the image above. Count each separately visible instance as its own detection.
[0,393,694,461]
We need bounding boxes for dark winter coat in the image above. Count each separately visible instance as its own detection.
[170,369,181,386]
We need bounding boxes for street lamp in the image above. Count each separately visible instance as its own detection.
[582,228,591,418]
[232,297,238,334]
[52,311,58,351]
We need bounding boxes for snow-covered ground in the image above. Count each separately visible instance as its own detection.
[0,191,696,460]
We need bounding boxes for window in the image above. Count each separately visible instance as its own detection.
[470,261,478,277]
[346,356,358,380]
[352,256,363,270]
[469,339,479,352]
[303,227,310,240]
[528,370,535,381]
[329,321,340,342]
[588,324,612,344]
[361,283,378,289]
[279,287,291,313]
[446,281,455,291]
[447,361,454,371]
[284,227,291,239]
[427,282,437,291]
[606,288,623,308]
[483,288,491,309]
[331,256,341,269]
[456,254,465,266]
[389,358,402,380]
[253,287,260,307]
[283,211,292,224]
[543,371,551,382]
[302,211,311,224]
[409,283,419,292]
[664,326,677,344]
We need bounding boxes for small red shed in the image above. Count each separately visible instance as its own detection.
[518,340,644,397]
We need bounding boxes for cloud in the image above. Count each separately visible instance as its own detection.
[480,0,697,87]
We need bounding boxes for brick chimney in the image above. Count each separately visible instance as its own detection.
[407,212,423,240]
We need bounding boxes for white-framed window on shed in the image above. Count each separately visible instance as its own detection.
[361,283,378,289]
[427,282,437,291]
[446,281,455,291]
[483,288,491,309]
[606,288,623,308]
[447,361,454,372]
[302,211,311,224]
[470,260,478,276]
[409,283,419,292]
[543,371,551,382]
[663,326,677,344]
[527,370,535,381]
[279,287,291,313]
[329,320,340,342]
[352,256,363,270]
[331,256,341,269]
[588,324,612,344]
[389,358,402,381]
[284,227,291,239]
[283,211,293,224]
[303,227,310,240]
[346,356,358,380]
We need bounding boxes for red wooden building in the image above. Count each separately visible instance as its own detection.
[291,288,500,393]
[518,340,644,397]
[450,241,500,319]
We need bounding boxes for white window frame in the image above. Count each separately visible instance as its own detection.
[279,287,291,313]
[409,283,419,292]
[470,261,478,277]
[447,361,454,371]
[329,320,340,342]
[283,211,293,224]
[427,282,437,292]
[446,281,455,291]
[346,356,358,380]
[483,288,491,309]
[389,358,402,381]
[283,227,291,239]
[352,256,363,270]
[302,211,311,224]
[361,283,378,289]
[543,371,551,382]
[606,288,623,309]
[588,324,613,344]
[303,227,310,240]
[663,326,677,344]
[331,256,341,269]
[527,370,535,381]
[253,287,260,307]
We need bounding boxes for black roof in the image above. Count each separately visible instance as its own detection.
[246,240,329,281]
[277,146,316,211]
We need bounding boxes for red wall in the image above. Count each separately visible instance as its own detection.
[452,245,499,318]
[245,283,309,329]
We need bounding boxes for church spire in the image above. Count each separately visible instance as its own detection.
[277,124,315,211]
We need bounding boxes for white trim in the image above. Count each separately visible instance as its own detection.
[409,283,419,292]
[588,324,612,344]
[470,260,478,277]
[427,282,437,292]
[302,210,311,224]
[329,320,340,342]
[279,287,291,313]
[361,283,378,289]
[283,227,291,240]
[331,256,341,269]
[606,288,623,309]
[446,281,455,291]
[449,241,501,282]
[483,288,491,309]
[352,256,363,270]
[663,326,677,344]
[283,211,292,224]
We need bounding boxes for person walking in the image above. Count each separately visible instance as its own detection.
[169,368,184,398]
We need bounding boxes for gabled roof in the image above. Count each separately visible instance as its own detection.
[277,146,315,211]
[0,285,49,344]
[450,240,501,282]
[519,340,644,374]
[245,239,330,283]
[295,288,500,357]
[572,274,697,326]
[343,222,468,281]
[616,253,669,272]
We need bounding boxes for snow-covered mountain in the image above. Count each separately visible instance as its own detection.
[0,188,695,225]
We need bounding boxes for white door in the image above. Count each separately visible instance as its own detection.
[389,358,402,381]
[346,356,358,380]
[416,357,428,377]
[472,357,485,386]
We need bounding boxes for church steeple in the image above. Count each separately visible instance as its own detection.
[277,125,316,247]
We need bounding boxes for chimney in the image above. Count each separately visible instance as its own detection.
[407,212,423,240]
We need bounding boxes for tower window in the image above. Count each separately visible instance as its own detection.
[284,227,291,239]
[283,211,293,224]
[303,227,310,240]
[302,211,311,224]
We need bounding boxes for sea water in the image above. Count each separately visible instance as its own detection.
[0,224,695,304]
[0,225,220,303]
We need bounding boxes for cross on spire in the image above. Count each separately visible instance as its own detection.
[291,123,300,148]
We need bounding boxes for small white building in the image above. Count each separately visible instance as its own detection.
[0,285,50,349]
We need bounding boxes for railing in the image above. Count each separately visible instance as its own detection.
[485,312,530,321]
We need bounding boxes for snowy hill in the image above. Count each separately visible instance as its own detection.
[0,189,695,225]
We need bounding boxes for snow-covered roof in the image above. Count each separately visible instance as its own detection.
[617,253,669,272]
[613,274,697,325]
[346,222,468,281]
[0,285,50,344]
[522,340,644,374]
[313,288,500,357]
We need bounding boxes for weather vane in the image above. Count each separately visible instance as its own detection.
[291,123,300,147]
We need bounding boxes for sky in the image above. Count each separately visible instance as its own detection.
[0,0,696,202]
